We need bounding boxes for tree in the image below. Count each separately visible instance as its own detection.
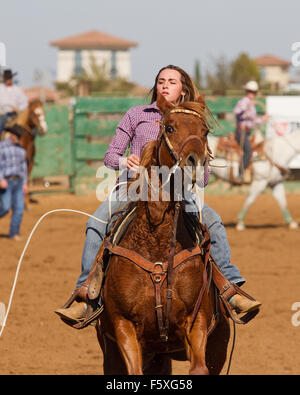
[205,55,232,94]
[194,59,202,90]
[230,53,261,89]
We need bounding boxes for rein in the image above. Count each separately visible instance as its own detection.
[106,106,213,342]
[164,201,181,341]
[104,204,208,343]
[158,107,207,167]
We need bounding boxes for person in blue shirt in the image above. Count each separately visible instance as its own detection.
[0,124,28,240]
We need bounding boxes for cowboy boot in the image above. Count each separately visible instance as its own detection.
[55,301,87,323]
[54,286,103,328]
[211,257,261,318]
[229,294,261,314]
[54,245,105,325]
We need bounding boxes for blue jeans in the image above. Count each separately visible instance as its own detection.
[0,178,25,238]
[235,128,252,173]
[76,191,245,288]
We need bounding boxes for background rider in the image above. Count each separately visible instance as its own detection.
[0,69,28,134]
[234,80,269,182]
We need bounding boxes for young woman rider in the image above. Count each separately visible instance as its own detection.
[55,65,261,324]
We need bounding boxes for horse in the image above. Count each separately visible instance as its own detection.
[15,99,48,177]
[95,94,230,375]
[208,130,300,230]
[3,99,48,205]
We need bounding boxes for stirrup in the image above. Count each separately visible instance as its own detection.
[58,301,104,330]
[73,304,104,329]
[218,283,260,325]
[57,288,104,329]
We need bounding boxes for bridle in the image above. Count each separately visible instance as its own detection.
[105,107,214,343]
[18,104,47,138]
[141,108,209,200]
[157,108,209,167]
[29,105,47,136]
[142,108,211,340]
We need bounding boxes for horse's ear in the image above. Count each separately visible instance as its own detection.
[156,93,174,115]
[196,94,206,107]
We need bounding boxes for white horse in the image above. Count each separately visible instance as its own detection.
[208,131,300,230]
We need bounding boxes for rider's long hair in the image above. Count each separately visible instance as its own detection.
[150,65,199,104]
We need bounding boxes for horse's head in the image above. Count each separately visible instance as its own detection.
[156,93,211,177]
[28,99,48,135]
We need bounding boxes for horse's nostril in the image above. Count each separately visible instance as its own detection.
[186,155,196,166]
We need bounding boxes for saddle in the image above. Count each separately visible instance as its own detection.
[215,133,267,185]
[216,133,242,161]
[62,201,258,332]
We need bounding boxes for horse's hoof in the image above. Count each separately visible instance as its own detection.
[289,221,298,230]
[236,222,245,231]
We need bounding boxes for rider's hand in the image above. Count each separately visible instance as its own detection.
[22,184,29,194]
[13,106,18,112]
[0,179,8,189]
[126,154,140,171]
[263,114,270,122]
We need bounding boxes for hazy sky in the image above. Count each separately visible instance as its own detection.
[1,0,299,88]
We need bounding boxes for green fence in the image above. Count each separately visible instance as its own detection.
[31,104,72,179]
[31,96,267,194]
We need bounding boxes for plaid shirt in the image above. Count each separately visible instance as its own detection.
[234,96,263,131]
[0,139,27,184]
[104,102,210,186]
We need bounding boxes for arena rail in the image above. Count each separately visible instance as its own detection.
[31,96,268,195]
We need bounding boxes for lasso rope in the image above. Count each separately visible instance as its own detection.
[0,208,110,339]
[0,195,234,375]
[0,181,132,338]
[0,179,204,339]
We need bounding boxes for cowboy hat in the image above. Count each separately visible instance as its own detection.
[243,81,259,92]
[2,69,17,81]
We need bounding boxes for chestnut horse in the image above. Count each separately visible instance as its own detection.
[96,94,230,375]
[16,99,48,178]
[4,99,48,205]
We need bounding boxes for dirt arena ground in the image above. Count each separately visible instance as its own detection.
[0,190,300,375]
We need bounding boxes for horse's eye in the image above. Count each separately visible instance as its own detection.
[165,125,175,134]
[204,129,209,137]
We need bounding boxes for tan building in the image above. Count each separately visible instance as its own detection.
[50,30,138,83]
[254,54,291,90]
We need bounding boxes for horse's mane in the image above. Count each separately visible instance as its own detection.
[174,100,216,132]
[139,140,158,169]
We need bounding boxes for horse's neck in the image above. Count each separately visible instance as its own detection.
[140,200,174,231]
[16,108,30,128]
[138,200,176,239]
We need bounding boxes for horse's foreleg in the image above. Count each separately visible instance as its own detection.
[237,179,268,230]
[114,317,143,375]
[96,323,127,375]
[185,311,209,375]
[272,182,298,229]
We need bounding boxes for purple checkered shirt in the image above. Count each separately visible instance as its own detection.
[104,102,210,186]
[234,97,263,131]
